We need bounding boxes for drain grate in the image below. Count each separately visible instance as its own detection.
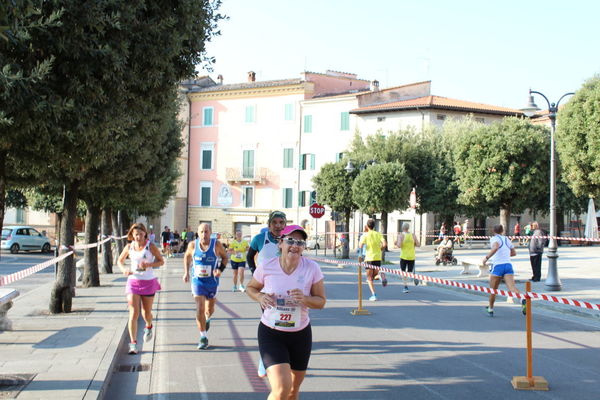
[0,374,36,399]
[116,364,151,372]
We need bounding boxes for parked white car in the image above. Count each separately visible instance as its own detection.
[1,225,53,254]
[306,235,326,250]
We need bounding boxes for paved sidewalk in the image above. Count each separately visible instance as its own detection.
[0,244,598,399]
[0,268,130,399]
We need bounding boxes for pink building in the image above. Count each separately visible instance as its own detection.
[185,70,370,237]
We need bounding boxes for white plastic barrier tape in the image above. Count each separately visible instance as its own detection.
[310,256,600,312]
[426,234,600,242]
[0,235,127,286]
[0,251,73,286]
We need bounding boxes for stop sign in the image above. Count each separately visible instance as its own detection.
[309,203,326,218]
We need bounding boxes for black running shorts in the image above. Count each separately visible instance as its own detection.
[258,322,312,371]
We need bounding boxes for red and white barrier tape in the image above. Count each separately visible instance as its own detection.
[0,251,73,286]
[309,231,600,243]
[310,256,600,312]
[0,235,127,287]
[426,234,600,242]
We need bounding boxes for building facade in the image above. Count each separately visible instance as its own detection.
[185,70,371,239]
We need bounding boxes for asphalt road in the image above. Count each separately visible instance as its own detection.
[105,260,600,400]
[0,252,56,297]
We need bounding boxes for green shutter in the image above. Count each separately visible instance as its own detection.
[304,115,312,133]
[202,150,212,169]
[285,104,293,120]
[310,154,315,170]
[243,150,254,178]
[201,187,211,206]
[340,112,350,130]
[283,148,293,168]
[204,108,213,126]
[245,105,255,123]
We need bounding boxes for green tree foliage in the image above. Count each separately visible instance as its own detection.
[556,75,600,198]
[2,1,224,312]
[311,161,356,258]
[452,117,550,229]
[352,162,411,245]
[0,1,62,240]
[6,189,27,208]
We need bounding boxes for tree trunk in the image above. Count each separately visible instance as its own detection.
[112,210,124,264]
[0,153,6,262]
[122,210,131,233]
[100,208,113,274]
[381,210,388,260]
[342,210,351,259]
[49,181,79,314]
[499,207,511,235]
[82,200,101,287]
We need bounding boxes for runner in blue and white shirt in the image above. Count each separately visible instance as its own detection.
[482,224,526,317]
[183,223,228,350]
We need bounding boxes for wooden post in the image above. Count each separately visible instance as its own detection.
[511,281,549,390]
[351,263,370,315]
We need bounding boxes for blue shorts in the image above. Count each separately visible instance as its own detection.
[231,261,246,270]
[191,277,219,299]
[490,263,514,277]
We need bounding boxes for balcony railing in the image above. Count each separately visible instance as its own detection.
[226,167,270,184]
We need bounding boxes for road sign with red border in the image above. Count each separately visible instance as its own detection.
[309,203,326,219]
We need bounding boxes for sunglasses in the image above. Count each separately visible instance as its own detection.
[283,237,306,247]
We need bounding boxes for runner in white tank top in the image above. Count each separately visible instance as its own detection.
[117,223,164,355]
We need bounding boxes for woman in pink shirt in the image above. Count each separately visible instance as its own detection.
[246,225,326,400]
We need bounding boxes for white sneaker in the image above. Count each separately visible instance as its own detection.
[239,284,246,292]
[143,327,153,342]
[128,342,138,354]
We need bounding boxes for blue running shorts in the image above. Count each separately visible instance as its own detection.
[490,263,514,277]
[191,277,219,299]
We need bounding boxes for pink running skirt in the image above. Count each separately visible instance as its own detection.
[126,277,161,296]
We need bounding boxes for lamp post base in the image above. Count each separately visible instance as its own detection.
[545,251,562,291]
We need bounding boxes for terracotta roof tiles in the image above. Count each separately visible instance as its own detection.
[351,95,523,116]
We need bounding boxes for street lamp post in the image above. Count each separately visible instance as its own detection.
[521,89,574,291]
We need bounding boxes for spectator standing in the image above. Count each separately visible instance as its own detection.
[172,230,181,254]
[462,219,470,247]
[161,226,171,257]
[528,221,544,282]
[453,221,463,247]
[181,228,188,251]
[437,222,447,243]
[513,221,521,244]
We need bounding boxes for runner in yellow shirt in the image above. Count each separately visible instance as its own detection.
[358,219,387,301]
[229,230,250,292]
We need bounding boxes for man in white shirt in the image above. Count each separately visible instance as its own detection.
[481,224,526,317]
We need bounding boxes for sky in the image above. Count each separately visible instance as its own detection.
[197,0,600,109]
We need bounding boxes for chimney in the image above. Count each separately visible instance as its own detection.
[371,80,380,92]
[247,71,256,82]
[217,74,223,85]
